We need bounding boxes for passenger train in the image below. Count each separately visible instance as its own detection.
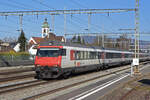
[34,41,149,79]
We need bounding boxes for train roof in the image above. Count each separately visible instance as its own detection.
[39,41,133,53]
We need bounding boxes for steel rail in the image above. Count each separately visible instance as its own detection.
[23,61,149,100]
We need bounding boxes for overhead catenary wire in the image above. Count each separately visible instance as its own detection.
[32,0,55,10]
[0,8,135,34]
[71,15,102,32]
[0,1,33,10]
[0,0,137,42]
[69,0,88,8]
[6,0,41,10]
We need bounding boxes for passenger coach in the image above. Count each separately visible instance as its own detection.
[34,41,149,79]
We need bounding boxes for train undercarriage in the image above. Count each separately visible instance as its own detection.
[35,60,134,79]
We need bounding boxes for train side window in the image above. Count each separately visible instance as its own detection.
[84,51,87,59]
[111,53,114,58]
[85,51,88,59]
[129,54,133,58]
[106,52,108,59]
[61,49,66,56]
[96,52,98,59]
[106,53,110,59]
[90,52,97,59]
[79,51,81,60]
[90,52,94,59]
[125,54,129,58]
[89,52,92,59]
[98,52,101,59]
[36,49,39,56]
[83,51,85,60]
[75,51,77,60]
[80,51,83,59]
[82,51,85,59]
[75,51,81,60]
[88,51,90,59]
[114,53,116,58]
[106,53,114,59]
[116,53,121,58]
[118,53,122,58]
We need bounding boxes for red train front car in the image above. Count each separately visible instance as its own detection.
[35,44,65,79]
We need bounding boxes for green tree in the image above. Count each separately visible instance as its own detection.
[71,35,76,42]
[18,30,27,52]
[82,38,85,44]
[77,35,81,44]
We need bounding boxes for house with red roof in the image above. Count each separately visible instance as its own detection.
[28,18,65,55]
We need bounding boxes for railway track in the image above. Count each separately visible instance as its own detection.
[0,61,149,99]
[0,67,35,83]
[0,67,34,75]
[0,73,35,83]
[22,62,149,100]
[0,79,56,95]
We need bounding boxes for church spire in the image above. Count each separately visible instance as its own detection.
[42,18,50,38]
[42,18,49,28]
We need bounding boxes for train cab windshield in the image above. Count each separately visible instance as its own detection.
[37,48,66,57]
[37,48,60,57]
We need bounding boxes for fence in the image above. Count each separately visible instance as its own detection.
[0,54,34,67]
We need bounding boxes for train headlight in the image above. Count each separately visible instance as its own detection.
[54,64,59,67]
[35,64,41,67]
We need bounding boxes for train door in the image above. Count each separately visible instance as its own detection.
[122,53,125,62]
[61,48,68,68]
[101,52,105,65]
[70,50,76,67]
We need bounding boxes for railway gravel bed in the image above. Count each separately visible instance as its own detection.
[0,62,149,100]
[0,68,34,75]
[0,65,35,83]
[0,72,35,83]
[0,65,34,72]
[0,79,53,95]
[0,63,142,100]
[99,69,150,100]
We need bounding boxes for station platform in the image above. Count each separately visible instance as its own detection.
[100,70,150,100]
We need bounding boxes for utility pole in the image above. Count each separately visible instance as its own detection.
[19,15,23,31]
[51,14,55,33]
[88,13,91,33]
[97,34,100,46]
[102,33,104,48]
[19,14,26,51]
[133,0,140,74]
[64,8,67,42]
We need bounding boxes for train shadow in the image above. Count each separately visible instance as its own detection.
[138,79,150,86]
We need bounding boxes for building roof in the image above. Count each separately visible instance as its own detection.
[56,36,65,41]
[30,34,64,45]
[0,42,10,46]
[32,37,45,44]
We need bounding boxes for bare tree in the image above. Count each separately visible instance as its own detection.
[3,37,17,43]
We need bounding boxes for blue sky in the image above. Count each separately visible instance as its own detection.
[0,0,149,41]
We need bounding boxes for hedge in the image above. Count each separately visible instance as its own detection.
[0,51,31,61]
